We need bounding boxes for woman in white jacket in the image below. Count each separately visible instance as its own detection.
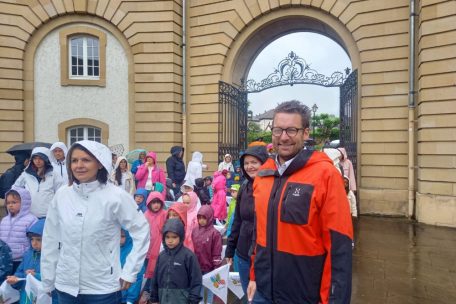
[110,156,136,195]
[13,147,63,218]
[41,140,150,304]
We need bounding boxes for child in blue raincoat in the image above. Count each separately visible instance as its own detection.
[120,229,145,304]
[6,219,57,303]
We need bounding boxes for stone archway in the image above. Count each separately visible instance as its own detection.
[219,6,361,175]
[221,8,360,87]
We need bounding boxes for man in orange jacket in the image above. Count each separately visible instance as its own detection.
[247,100,353,304]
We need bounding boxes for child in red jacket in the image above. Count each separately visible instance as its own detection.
[191,205,222,304]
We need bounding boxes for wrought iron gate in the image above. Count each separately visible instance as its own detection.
[218,81,248,163]
[339,69,358,177]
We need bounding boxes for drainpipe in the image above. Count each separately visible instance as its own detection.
[182,0,187,160]
[408,0,416,219]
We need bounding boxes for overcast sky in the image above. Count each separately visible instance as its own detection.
[247,32,352,117]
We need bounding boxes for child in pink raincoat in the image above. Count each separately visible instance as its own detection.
[167,202,194,252]
[144,191,167,279]
[181,192,199,250]
[211,171,227,222]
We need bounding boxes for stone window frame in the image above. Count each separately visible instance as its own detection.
[60,26,106,87]
[58,118,109,146]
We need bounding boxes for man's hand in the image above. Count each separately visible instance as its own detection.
[138,291,150,304]
[247,280,257,302]
[25,269,36,276]
[226,257,233,265]
[119,278,132,290]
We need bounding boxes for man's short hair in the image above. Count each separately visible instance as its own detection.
[273,100,311,128]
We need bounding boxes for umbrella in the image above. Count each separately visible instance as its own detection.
[109,144,124,157]
[125,149,147,164]
[6,142,52,156]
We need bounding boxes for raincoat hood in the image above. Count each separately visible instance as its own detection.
[195,178,205,188]
[162,218,185,251]
[240,145,269,181]
[180,180,195,191]
[145,152,157,164]
[134,188,148,203]
[197,205,214,227]
[168,203,187,228]
[146,191,165,209]
[114,156,130,170]
[182,191,198,215]
[73,140,112,174]
[5,186,32,216]
[120,229,133,249]
[337,147,348,160]
[27,218,45,236]
[224,154,232,163]
[49,142,68,163]
[191,151,203,164]
[170,146,184,158]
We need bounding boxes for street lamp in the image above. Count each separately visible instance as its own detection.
[311,103,318,138]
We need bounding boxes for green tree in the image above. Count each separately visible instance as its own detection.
[311,113,340,144]
[247,121,272,144]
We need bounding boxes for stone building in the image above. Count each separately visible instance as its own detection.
[0,0,455,227]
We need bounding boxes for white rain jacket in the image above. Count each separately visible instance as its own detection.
[14,147,63,218]
[184,151,204,187]
[41,140,150,297]
[49,142,69,185]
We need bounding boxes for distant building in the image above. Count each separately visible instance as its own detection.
[250,109,274,131]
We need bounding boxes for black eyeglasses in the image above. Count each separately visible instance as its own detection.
[271,127,305,137]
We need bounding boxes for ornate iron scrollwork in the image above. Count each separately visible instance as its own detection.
[242,51,349,93]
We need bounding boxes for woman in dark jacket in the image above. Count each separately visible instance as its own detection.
[166,146,186,195]
[225,145,268,296]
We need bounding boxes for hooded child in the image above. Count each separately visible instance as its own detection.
[120,229,145,304]
[13,147,63,218]
[191,205,222,304]
[110,156,136,195]
[226,184,240,237]
[49,142,69,185]
[211,171,227,222]
[149,218,202,304]
[218,154,234,172]
[135,152,166,197]
[0,152,29,200]
[184,151,207,188]
[166,203,194,252]
[134,188,149,213]
[144,192,168,279]
[194,178,211,205]
[0,187,37,270]
[338,147,357,193]
[5,219,51,304]
[181,192,199,248]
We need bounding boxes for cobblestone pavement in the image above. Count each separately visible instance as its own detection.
[352,216,456,304]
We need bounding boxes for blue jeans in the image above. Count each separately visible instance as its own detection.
[200,286,214,303]
[56,290,122,304]
[236,255,250,296]
[251,290,272,304]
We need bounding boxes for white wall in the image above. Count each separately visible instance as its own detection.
[34,24,129,152]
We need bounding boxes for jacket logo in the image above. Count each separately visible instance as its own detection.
[292,188,301,197]
[174,262,182,266]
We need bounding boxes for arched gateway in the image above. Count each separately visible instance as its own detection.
[218,51,358,177]
[218,8,361,174]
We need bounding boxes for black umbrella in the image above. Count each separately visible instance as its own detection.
[6,141,52,156]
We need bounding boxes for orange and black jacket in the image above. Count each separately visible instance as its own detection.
[250,149,353,304]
